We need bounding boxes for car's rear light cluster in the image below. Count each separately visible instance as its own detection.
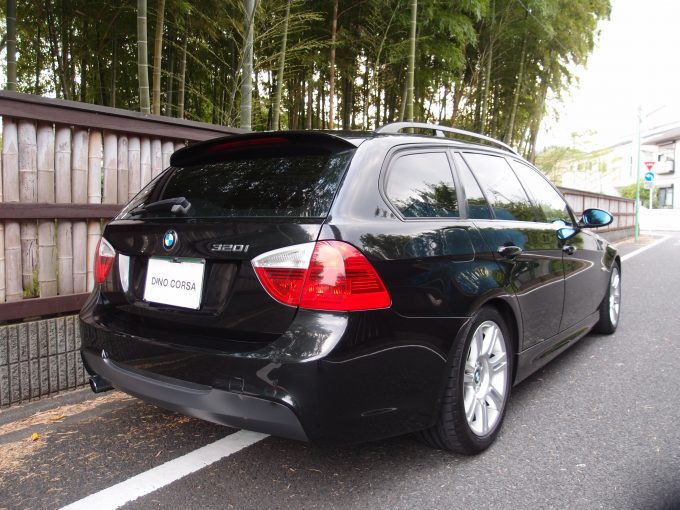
[252,241,391,311]
[94,237,116,284]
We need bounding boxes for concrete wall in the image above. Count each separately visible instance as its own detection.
[0,315,86,407]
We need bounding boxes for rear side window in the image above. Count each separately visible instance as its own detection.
[463,153,539,222]
[452,153,492,219]
[124,150,354,218]
[385,152,459,218]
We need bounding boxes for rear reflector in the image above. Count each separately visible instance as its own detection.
[252,241,391,311]
[94,237,116,284]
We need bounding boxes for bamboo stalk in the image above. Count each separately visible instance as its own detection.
[103,131,118,204]
[161,140,174,171]
[2,118,19,201]
[86,220,100,291]
[0,221,5,303]
[37,123,57,297]
[71,128,87,294]
[0,149,3,302]
[19,121,38,202]
[72,221,86,293]
[151,138,162,178]
[117,136,129,203]
[38,220,57,297]
[128,136,141,199]
[55,127,72,203]
[20,221,38,296]
[19,121,38,297]
[86,131,103,292]
[3,118,21,302]
[57,220,73,295]
[37,123,55,203]
[71,128,88,203]
[140,137,151,187]
[55,126,73,294]
[88,130,103,204]
[5,223,21,301]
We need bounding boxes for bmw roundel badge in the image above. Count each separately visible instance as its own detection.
[163,230,178,251]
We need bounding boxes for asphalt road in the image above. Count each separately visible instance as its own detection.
[1,233,679,510]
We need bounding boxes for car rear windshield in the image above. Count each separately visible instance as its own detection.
[121,149,355,219]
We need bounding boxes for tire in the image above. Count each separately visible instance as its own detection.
[594,263,621,334]
[418,307,513,454]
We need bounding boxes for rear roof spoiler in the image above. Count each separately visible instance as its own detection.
[170,131,359,167]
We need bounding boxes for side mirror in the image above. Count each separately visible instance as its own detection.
[580,208,613,228]
[557,227,579,241]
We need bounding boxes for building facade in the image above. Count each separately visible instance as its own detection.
[556,122,680,209]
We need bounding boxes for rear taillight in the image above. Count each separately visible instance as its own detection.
[94,237,116,284]
[252,241,391,311]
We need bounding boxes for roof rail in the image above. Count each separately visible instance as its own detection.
[375,122,519,155]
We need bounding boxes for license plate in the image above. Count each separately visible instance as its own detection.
[144,257,205,309]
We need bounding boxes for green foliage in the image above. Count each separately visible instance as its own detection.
[535,145,587,179]
[3,0,609,154]
[618,182,658,208]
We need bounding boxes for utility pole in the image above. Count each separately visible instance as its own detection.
[634,105,641,242]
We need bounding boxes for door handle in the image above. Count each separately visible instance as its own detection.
[562,244,576,255]
[498,245,522,259]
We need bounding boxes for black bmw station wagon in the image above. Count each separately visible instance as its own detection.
[80,122,621,454]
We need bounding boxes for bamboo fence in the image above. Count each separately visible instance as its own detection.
[0,91,243,321]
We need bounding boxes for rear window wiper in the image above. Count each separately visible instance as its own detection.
[126,197,192,217]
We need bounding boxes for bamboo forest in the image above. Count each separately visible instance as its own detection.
[1,0,610,160]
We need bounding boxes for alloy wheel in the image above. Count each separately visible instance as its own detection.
[463,320,509,437]
[609,266,621,326]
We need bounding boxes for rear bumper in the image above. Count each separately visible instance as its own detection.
[82,349,308,441]
[80,290,465,445]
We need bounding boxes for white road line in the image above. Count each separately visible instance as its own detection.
[60,430,268,510]
[620,235,671,262]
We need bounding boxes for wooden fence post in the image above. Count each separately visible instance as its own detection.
[18,120,38,297]
[37,123,57,297]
